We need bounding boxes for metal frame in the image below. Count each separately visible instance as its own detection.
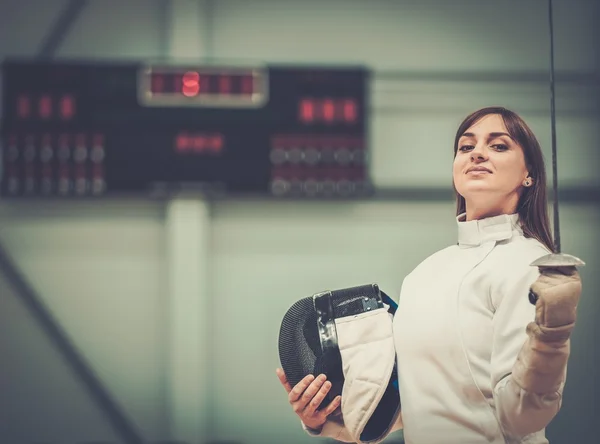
[37,0,88,58]
[0,244,145,444]
[0,2,149,443]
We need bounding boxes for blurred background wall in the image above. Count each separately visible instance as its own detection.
[0,1,598,444]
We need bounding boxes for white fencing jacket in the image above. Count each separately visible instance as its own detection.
[305,213,568,444]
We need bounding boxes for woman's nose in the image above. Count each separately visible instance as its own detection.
[470,145,487,161]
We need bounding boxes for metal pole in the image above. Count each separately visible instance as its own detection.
[0,244,145,444]
[37,0,88,58]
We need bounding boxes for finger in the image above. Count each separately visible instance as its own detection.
[298,374,327,408]
[276,368,292,393]
[303,379,332,417]
[288,374,316,403]
[320,395,342,417]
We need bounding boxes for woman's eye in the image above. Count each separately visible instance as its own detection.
[459,145,474,152]
[492,144,508,151]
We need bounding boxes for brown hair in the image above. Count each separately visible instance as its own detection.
[452,106,555,253]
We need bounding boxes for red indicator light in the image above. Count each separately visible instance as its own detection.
[182,71,200,97]
[241,75,253,95]
[175,133,224,153]
[176,133,191,152]
[323,99,335,122]
[152,74,165,93]
[60,95,75,120]
[343,99,357,123]
[219,75,231,94]
[299,99,314,123]
[209,135,223,152]
[39,95,52,119]
[17,95,30,119]
[193,136,206,151]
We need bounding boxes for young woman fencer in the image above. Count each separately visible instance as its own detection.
[276,106,582,444]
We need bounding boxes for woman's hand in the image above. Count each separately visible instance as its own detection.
[529,266,582,343]
[276,368,341,431]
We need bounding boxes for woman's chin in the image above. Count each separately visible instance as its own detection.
[457,183,494,196]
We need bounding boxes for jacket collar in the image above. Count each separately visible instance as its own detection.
[457,212,522,247]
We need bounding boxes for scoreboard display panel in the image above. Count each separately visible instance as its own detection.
[0,59,371,199]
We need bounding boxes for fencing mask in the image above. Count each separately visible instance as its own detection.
[278,283,401,443]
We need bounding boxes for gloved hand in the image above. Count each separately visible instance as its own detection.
[513,266,582,394]
[527,266,582,344]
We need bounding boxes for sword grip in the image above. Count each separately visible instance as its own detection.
[528,253,585,305]
[529,264,577,306]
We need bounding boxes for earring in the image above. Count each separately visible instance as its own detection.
[523,178,532,187]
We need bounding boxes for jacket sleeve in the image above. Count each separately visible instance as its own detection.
[490,258,569,439]
[301,413,355,443]
[301,410,403,443]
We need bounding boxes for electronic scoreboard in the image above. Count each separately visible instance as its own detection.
[0,59,371,199]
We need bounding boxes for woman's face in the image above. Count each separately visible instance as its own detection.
[453,114,530,213]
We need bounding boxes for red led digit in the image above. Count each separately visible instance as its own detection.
[176,133,191,152]
[39,95,52,119]
[193,135,206,152]
[60,95,75,120]
[182,71,200,97]
[152,74,165,93]
[210,134,223,153]
[343,99,357,123]
[323,98,335,123]
[299,99,315,123]
[17,95,30,119]
[241,75,253,95]
[219,75,231,94]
